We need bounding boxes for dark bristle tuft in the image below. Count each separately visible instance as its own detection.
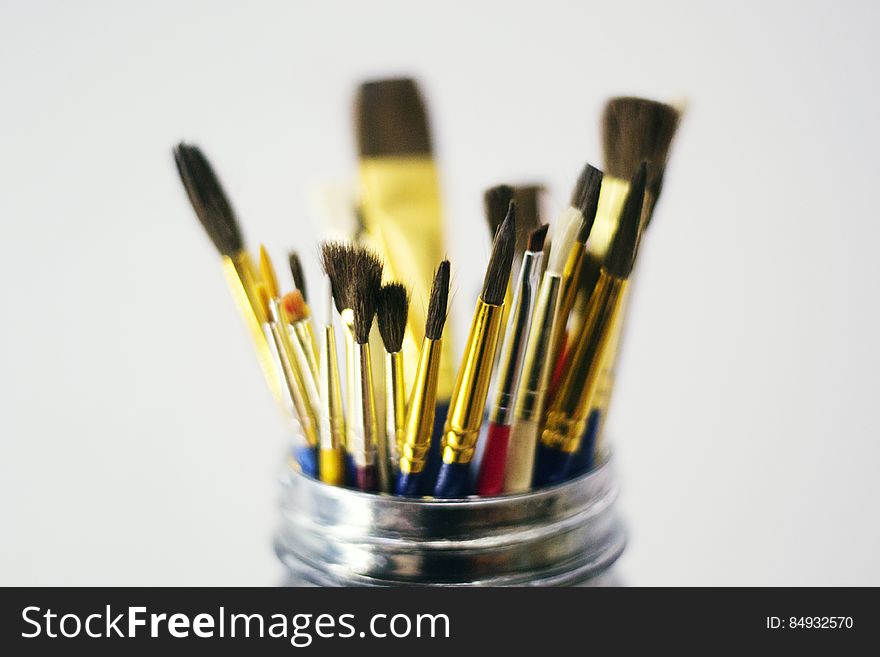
[425,260,450,341]
[376,283,409,353]
[173,142,244,256]
[481,202,516,305]
[347,248,384,343]
[570,164,603,243]
[355,78,431,157]
[320,242,356,313]
[602,97,680,203]
[483,185,515,237]
[288,251,308,302]
[528,224,549,252]
[512,185,543,255]
[605,162,647,279]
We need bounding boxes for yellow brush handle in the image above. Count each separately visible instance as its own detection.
[319,447,345,486]
[504,419,539,493]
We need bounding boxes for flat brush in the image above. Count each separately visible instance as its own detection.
[287,250,320,380]
[172,142,281,404]
[476,224,547,496]
[572,98,681,317]
[377,282,409,481]
[434,204,516,498]
[534,164,646,487]
[503,165,600,493]
[569,98,681,472]
[355,78,455,408]
[397,261,450,496]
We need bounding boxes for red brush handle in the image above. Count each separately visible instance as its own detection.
[355,465,377,492]
[476,422,511,496]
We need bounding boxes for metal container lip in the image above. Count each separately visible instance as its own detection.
[281,454,613,508]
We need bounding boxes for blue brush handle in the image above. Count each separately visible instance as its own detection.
[532,443,571,488]
[567,409,600,478]
[395,470,423,497]
[420,401,450,495]
[344,453,357,488]
[433,461,471,498]
[295,446,319,479]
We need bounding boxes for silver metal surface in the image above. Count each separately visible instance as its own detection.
[274,458,625,586]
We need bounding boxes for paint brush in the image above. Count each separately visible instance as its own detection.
[287,251,320,381]
[433,204,516,498]
[324,244,385,491]
[397,261,450,496]
[476,224,547,496]
[502,164,602,493]
[355,78,456,443]
[534,163,646,487]
[569,98,681,471]
[172,142,282,404]
[377,282,409,482]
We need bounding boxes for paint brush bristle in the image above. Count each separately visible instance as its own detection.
[377,283,409,354]
[481,202,516,305]
[483,185,516,237]
[288,251,308,302]
[605,162,647,279]
[602,97,680,206]
[355,78,432,157]
[528,224,549,252]
[570,164,604,243]
[425,260,451,341]
[173,142,243,256]
[320,242,356,314]
[346,248,384,344]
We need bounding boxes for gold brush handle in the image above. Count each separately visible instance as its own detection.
[504,419,540,493]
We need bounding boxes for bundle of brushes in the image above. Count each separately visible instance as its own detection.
[173,80,681,499]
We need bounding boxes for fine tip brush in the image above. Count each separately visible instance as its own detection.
[377,282,409,484]
[502,163,602,493]
[172,142,283,405]
[285,250,320,382]
[434,203,516,498]
[476,224,548,496]
[397,260,450,496]
[535,162,647,487]
[257,251,322,471]
[546,165,604,394]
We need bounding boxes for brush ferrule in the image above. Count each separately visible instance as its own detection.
[513,273,563,422]
[350,341,378,471]
[441,301,504,465]
[319,323,346,451]
[399,338,443,475]
[385,351,406,474]
[541,271,627,454]
[586,176,630,260]
[490,250,542,425]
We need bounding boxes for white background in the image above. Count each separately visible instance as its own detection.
[1,0,878,586]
